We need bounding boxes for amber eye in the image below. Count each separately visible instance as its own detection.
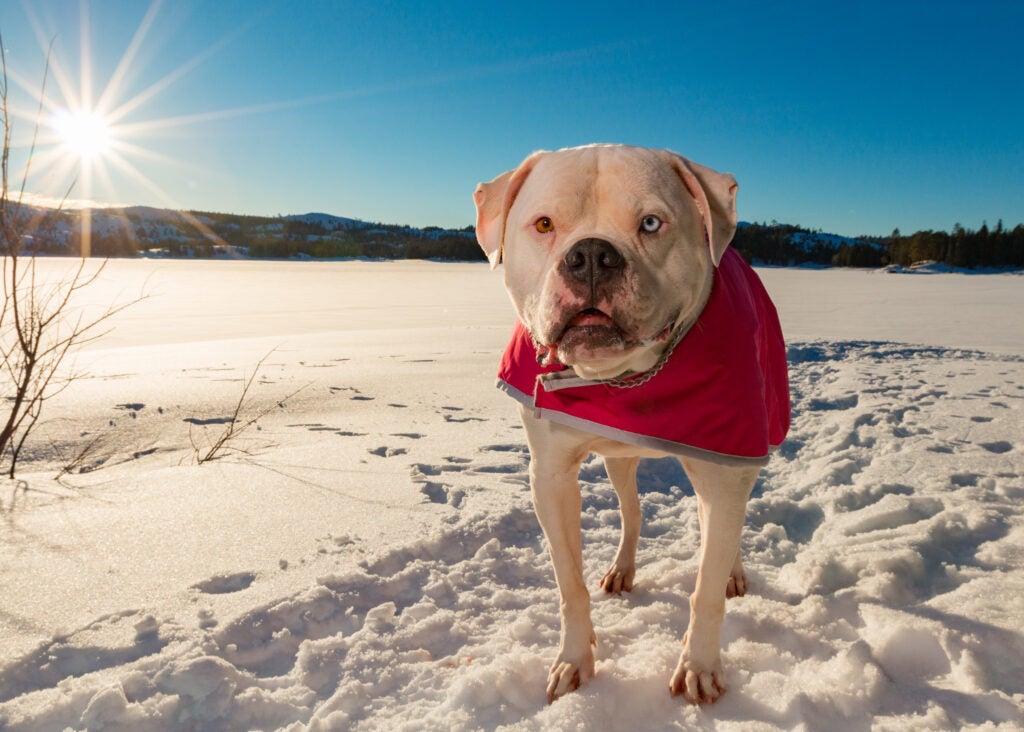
[640,215,663,233]
[535,217,554,233]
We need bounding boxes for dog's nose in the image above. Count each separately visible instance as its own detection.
[562,238,624,284]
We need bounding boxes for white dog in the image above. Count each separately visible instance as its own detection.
[474,144,789,704]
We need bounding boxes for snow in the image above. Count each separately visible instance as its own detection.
[1,259,1022,730]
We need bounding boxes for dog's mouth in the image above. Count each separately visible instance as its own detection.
[540,305,678,366]
[564,307,617,331]
[549,307,629,359]
[557,307,675,344]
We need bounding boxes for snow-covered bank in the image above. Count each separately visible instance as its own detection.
[1,261,1022,730]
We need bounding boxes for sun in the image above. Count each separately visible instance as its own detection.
[11,0,267,256]
[51,109,113,160]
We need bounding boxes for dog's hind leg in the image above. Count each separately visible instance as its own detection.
[600,456,641,595]
[670,458,758,704]
[696,491,747,599]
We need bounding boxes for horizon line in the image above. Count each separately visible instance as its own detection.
[15,195,1021,241]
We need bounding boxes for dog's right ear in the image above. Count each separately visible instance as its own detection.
[473,152,543,269]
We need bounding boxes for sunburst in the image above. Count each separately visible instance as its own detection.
[6,0,266,256]
[51,108,111,160]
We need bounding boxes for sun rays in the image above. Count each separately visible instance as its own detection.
[5,0,261,255]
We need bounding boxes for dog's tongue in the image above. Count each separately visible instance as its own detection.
[568,309,614,328]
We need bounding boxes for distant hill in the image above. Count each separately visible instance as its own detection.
[12,205,480,261]
[9,203,1024,269]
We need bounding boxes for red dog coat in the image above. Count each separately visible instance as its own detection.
[497,248,790,466]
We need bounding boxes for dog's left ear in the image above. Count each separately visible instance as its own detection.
[665,152,739,267]
[473,152,543,269]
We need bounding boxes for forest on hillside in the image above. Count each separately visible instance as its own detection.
[732,220,1024,269]
[15,204,1024,269]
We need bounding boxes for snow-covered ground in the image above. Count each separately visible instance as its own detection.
[1,259,1022,731]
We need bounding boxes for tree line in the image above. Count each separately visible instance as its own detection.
[18,206,1024,269]
[731,221,1024,269]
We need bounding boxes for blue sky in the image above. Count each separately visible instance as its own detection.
[3,0,1022,236]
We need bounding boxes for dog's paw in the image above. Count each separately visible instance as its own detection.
[546,636,596,703]
[669,639,725,704]
[599,562,635,594]
[547,661,586,703]
[726,556,747,599]
[725,568,747,598]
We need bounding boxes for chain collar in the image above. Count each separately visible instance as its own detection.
[592,310,697,389]
[589,265,714,389]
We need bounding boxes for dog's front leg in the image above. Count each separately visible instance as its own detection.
[521,408,596,702]
[670,458,758,704]
[600,456,641,594]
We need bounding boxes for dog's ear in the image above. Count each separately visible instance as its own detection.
[666,152,738,267]
[473,152,543,269]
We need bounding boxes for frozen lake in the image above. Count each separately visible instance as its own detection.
[1,259,1022,730]
[70,258,1024,354]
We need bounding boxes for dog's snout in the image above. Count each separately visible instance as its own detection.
[562,238,625,285]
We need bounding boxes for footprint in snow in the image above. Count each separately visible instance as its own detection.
[480,443,529,454]
[193,572,257,595]
[418,481,465,507]
[369,446,408,457]
[834,483,914,512]
[839,496,943,536]
[951,473,981,487]
[183,416,233,426]
[808,394,859,411]
[328,386,371,400]
[472,463,525,474]
[411,463,466,476]
[296,424,369,437]
[980,441,1013,454]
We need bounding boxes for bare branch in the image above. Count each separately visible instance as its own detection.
[15,37,56,214]
[55,432,108,480]
[192,352,309,465]
[0,40,142,476]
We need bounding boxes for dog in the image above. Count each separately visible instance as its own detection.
[473,144,790,704]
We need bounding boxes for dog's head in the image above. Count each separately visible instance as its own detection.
[474,144,738,380]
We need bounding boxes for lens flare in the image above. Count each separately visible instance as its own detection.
[51,109,112,159]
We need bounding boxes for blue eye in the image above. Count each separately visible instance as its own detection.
[640,215,662,233]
